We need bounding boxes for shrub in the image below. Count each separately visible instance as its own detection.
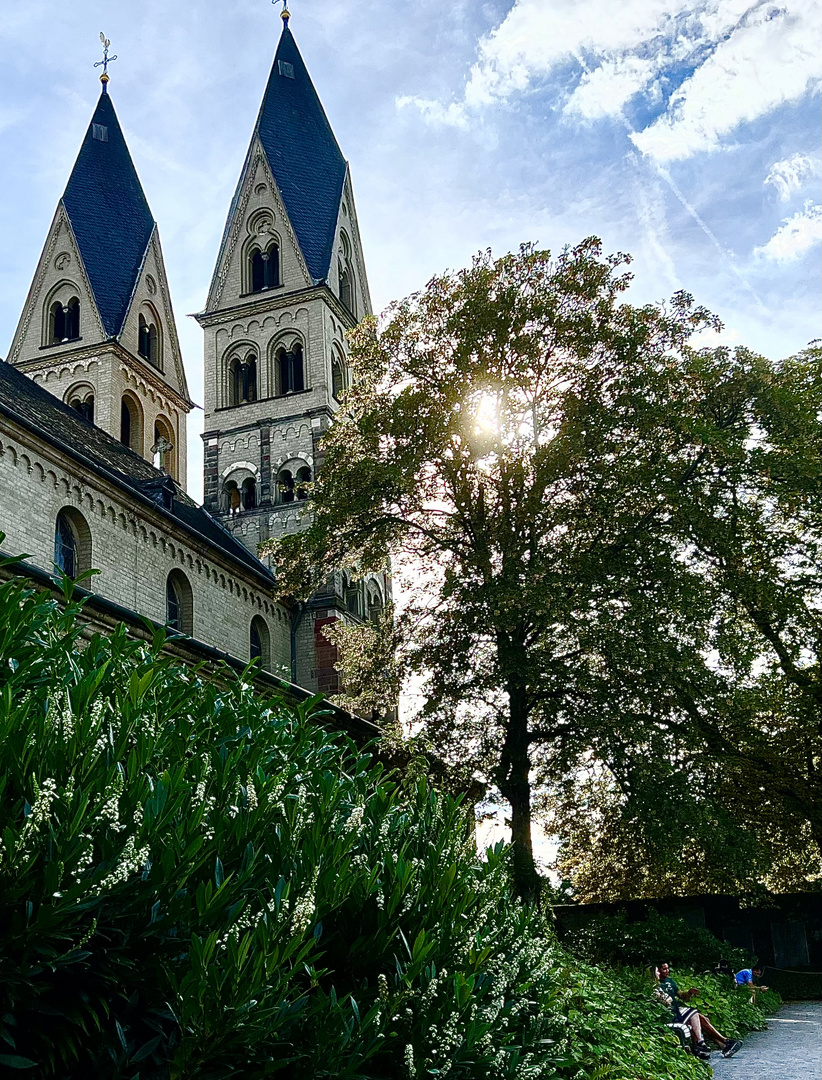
[0,570,711,1078]
[559,910,747,973]
[617,967,780,1039]
[763,968,822,1001]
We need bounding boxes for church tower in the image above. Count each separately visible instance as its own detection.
[197,6,371,552]
[7,63,193,486]
[197,6,386,695]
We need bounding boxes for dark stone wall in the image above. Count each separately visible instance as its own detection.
[553,893,822,970]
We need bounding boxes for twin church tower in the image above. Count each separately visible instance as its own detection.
[2,8,383,690]
[198,7,370,555]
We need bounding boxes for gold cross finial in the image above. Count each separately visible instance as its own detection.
[94,33,117,91]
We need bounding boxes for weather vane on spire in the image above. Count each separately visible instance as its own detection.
[274,0,291,24]
[94,33,117,91]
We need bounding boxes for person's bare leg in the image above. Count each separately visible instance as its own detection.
[698,1014,727,1046]
[687,1014,704,1043]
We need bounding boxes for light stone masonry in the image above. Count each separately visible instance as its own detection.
[0,417,290,677]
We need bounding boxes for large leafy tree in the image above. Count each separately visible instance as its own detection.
[262,240,821,899]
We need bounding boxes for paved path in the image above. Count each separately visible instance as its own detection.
[709,1002,821,1079]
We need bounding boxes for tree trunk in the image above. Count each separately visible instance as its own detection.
[809,817,822,866]
[495,649,540,903]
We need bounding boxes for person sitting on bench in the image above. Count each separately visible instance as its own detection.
[656,962,742,1060]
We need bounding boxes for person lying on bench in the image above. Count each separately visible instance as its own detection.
[656,962,742,1060]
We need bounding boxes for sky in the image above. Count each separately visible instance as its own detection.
[0,0,819,505]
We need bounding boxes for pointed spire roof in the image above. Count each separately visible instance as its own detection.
[255,23,347,282]
[62,92,155,337]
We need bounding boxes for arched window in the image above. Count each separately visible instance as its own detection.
[223,480,241,516]
[295,466,311,501]
[368,589,384,623]
[250,243,280,293]
[338,234,355,315]
[339,260,353,313]
[138,314,160,367]
[50,301,65,344]
[49,297,81,344]
[346,579,363,618]
[278,469,294,504]
[276,343,304,395]
[166,570,193,634]
[71,395,94,423]
[242,477,257,511]
[250,615,271,670]
[66,384,95,424]
[54,508,91,578]
[277,463,310,504]
[46,291,80,346]
[120,393,144,453]
[230,353,258,406]
[138,315,149,358]
[65,298,80,341]
[54,513,77,577]
[331,355,346,401]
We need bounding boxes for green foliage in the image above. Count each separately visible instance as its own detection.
[260,239,822,897]
[617,967,780,1040]
[0,572,722,1078]
[322,602,402,721]
[560,911,746,972]
[540,764,821,902]
[764,968,822,1001]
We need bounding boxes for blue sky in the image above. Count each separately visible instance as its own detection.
[0,0,819,505]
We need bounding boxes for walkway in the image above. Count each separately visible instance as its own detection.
[709,1001,821,1079]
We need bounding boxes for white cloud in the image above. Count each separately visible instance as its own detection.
[395,94,468,130]
[755,202,822,263]
[765,153,822,202]
[400,0,821,165]
[462,0,683,110]
[398,0,685,126]
[631,4,822,162]
[565,57,656,121]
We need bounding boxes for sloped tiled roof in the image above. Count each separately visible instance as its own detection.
[62,92,155,337]
[255,24,347,282]
[0,360,273,585]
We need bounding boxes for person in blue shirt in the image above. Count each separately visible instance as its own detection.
[656,962,742,1060]
[735,965,768,1002]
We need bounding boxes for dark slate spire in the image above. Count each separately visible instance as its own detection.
[255,22,347,283]
[62,92,155,337]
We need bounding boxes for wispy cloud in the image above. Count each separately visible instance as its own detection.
[631,3,821,162]
[765,153,822,202]
[462,0,682,111]
[396,95,469,130]
[398,0,821,167]
[755,202,822,263]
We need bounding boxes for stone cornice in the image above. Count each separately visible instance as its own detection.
[195,282,356,331]
[18,340,193,414]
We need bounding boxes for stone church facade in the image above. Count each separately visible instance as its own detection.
[0,10,388,696]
